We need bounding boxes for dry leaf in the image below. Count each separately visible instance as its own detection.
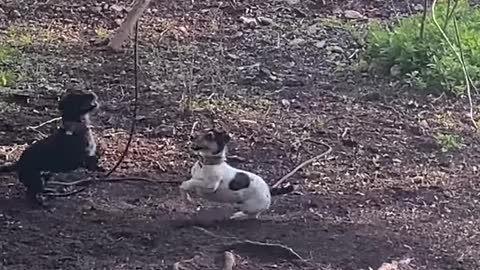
[344,10,366,20]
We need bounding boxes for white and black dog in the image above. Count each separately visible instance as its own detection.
[179,128,293,219]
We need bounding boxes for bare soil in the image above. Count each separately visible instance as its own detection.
[1,0,480,269]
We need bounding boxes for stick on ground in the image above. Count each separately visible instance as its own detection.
[272,139,332,189]
[26,117,61,130]
[47,176,181,187]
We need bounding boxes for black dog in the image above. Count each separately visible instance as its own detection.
[0,90,103,206]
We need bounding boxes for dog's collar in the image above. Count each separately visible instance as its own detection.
[198,155,225,167]
[62,121,92,136]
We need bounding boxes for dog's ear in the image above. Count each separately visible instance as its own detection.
[58,97,66,112]
[222,132,231,143]
[215,129,231,144]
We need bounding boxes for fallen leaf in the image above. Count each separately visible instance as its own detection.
[226,53,240,60]
[289,38,306,46]
[286,0,300,4]
[239,16,257,26]
[257,16,274,26]
[344,10,366,20]
[314,40,327,48]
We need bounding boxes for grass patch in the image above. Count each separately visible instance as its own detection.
[180,94,273,113]
[365,0,480,94]
[0,45,20,87]
[434,132,462,152]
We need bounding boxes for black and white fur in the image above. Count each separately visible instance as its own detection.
[0,90,103,206]
[179,129,293,219]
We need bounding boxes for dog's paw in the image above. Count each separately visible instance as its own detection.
[179,181,191,190]
[84,156,104,172]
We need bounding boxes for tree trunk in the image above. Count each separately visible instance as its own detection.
[107,0,152,51]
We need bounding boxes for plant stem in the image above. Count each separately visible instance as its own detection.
[432,0,476,128]
[420,0,429,39]
[443,0,459,31]
[453,17,476,128]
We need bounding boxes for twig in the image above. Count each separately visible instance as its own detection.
[26,117,61,130]
[193,226,238,240]
[190,121,199,136]
[172,255,198,270]
[272,139,332,189]
[192,227,305,262]
[226,240,305,261]
[47,176,181,187]
[43,186,88,197]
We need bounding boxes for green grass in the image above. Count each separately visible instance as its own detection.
[434,132,462,152]
[0,45,20,87]
[365,0,480,94]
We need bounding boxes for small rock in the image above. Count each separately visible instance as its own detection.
[281,99,290,107]
[114,18,123,26]
[419,119,430,129]
[110,4,125,12]
[286,0,300,4]
[390,64,402,77]
[314,40,327,48]
[413,4,424,11]
[239,16,257,26]
[289,38,306,46]
[344,10,366,20]
[91,6,102,13]
[306,24,318,34]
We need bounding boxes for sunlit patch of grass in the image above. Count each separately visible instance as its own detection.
[434,132,462,152]
[435,112,457,129]
[5,24,82,48]
[180,95,273,114]
[6,25,34,47]
[95,27,110,39]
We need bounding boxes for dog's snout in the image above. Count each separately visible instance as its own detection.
[190,144,201,150]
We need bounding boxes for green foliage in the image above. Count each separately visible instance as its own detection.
[434,132,461,152]
[0,46,19,87]
[365,0,480,94]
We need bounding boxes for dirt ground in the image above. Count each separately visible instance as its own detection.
[0,0,480,269]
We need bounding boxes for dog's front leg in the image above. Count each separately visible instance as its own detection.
[180,178,221,193]
[179,178,202,206]
[180,178,208,191]
[84,155,105,172]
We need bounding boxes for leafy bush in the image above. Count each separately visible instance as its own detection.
[365,0,480,95]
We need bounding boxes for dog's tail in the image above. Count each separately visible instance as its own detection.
[270,185,294,196]
[0,163,17,173]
